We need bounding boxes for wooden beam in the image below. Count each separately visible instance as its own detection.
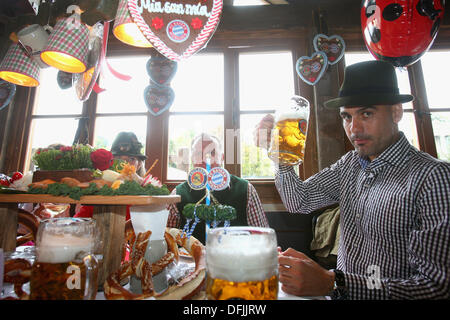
[408,60,438,158]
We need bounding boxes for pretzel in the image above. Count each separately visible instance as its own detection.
[104,230,178,300]
[104,228,205,300]
[1,258,32,300]
[155,228,206,300]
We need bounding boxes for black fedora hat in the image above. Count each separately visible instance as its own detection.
[324,60,414,109]
[110,132,147,160]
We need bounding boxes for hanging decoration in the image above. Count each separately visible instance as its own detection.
[74,22,106,101]
[147,54,178,85]
[144,83,175,116]
[57,71,73,90]
[144,52,177,116]
[0,80,16,111]
[0,44,40,87]
[295,51,328,86]
[313,34,346,65]
[126,0,223,61]
[361,0,445,67]
[182,166,234,238]
[113,0,152,48]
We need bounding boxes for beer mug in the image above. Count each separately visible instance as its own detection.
[30,218,99,300]
[206,227,279,300]
[268,96,310,165]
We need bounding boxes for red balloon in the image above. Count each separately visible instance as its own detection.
[361,0,445,67]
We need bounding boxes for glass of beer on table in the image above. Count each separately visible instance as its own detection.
[30,218,99,300]
[268,95,310,165]
[206,227,278,300]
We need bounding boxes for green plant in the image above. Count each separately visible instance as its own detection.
[32,144,95,170]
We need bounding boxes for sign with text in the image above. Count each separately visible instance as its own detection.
[127,0,223,61]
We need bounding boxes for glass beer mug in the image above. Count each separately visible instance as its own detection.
[268,95,310,165]
[30,218,99,300]
[206,227,279,300]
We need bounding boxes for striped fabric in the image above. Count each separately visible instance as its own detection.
[275,132,450,299]
[44,18,89,66]
[0,44,40,81]
[167,181,269,229]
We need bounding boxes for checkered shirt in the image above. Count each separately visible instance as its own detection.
[275,132,450,299]
[167,182,269,229]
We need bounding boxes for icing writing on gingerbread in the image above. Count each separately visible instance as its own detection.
[137,0,211,17]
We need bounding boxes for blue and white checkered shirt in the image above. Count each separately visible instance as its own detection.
[275,132,450,299]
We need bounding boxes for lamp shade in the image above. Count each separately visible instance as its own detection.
[113,0,152,48]
[0,44,40,87]
[40,18,89,73]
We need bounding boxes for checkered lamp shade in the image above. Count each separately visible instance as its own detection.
[0,44,40,87]
[40,18,89,73]
[113,0,152,48]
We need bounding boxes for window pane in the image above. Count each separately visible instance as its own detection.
[240,114,275,179]
[97,56,149,113]
[398,112,419,149]
[33,67,83,115]
[170,53,224,112]
[27,118,80,170]
[93,116,147,153]
[420,51,450,108]
[239,51,295,110]
[167,114,223,180]
[431,112,450,162]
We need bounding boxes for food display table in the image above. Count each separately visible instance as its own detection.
[0,194,180,286]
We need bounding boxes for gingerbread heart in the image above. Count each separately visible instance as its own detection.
[146,55,178,85]
[127,0,223,61]
[295,52,328,86]
[144,83,175,116]
[0,80,16,111]
[313,34,345,65]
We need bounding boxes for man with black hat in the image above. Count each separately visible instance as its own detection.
[254,60,450,299]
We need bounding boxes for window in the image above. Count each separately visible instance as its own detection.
[238,51,296,179]
[94,56,148,153]
[26,67,83,171]
[420,51,450,162]
[167,53,224,180]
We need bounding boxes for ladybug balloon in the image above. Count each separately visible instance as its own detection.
[361,0,445,67]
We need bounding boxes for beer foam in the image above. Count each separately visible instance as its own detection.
[37,233,93,263]
[206,234,278,282]
[276,109,309,122]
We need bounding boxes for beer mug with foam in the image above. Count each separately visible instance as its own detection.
[206,227,279,300]
[30,218,99,300]
[268,96,310,165]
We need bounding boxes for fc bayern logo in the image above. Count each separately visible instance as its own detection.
[207,167,230,191]
[166,20,190,43]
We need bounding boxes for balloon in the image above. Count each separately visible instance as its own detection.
[361,0,445,67]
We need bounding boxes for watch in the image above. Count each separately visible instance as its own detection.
[331,269,348,300]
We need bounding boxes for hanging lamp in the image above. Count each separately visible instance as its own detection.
[113,0,152,48]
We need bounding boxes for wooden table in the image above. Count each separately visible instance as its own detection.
[0,194,180,286]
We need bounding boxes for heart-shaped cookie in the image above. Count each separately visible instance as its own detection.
[144,83,175,116]
[0,80,16,111]
[313,34,345,65]
[295,52,328,86]
[146,54,178,85]
[127,0,223,61]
